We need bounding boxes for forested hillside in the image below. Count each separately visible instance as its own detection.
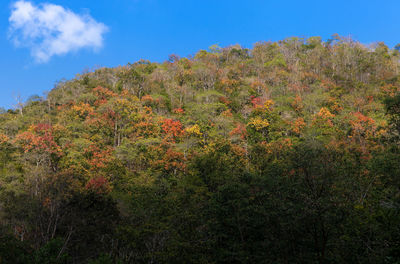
[1,35,400,263]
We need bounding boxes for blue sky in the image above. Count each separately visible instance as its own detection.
[0,0,399,109]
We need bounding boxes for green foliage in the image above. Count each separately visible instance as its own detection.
[33,239,70,264]
[0,36,399,263]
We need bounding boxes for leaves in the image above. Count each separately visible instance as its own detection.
[1,36,400,263]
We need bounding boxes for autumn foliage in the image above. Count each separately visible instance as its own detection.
[1,36,400,263]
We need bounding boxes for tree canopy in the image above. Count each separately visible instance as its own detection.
[0,36,400,263]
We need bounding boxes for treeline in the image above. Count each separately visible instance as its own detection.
[0,35,399,263]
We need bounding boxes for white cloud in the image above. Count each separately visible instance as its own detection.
[8,1,108,63]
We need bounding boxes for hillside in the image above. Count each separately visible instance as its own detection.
[1,35,400,263]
